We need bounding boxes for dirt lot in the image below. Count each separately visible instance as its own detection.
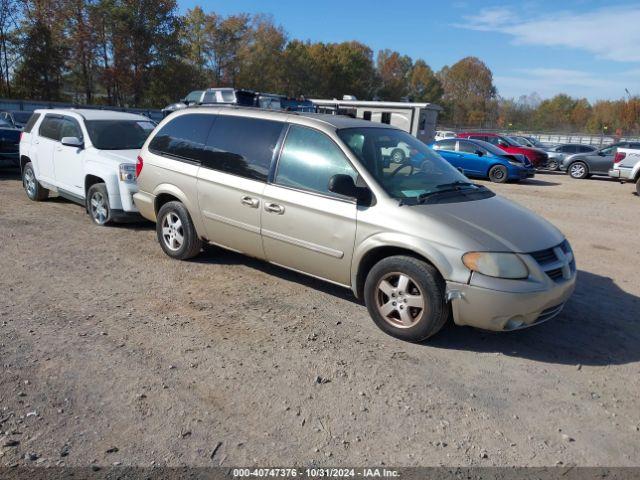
[1,169,639,468]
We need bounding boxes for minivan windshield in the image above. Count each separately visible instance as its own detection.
[85,120,156,150]
[338,127,488,203]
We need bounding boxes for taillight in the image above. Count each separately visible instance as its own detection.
[614,152,626,164]
[20,132,24,142]
[136,155,144,177]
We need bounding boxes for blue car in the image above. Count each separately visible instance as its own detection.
[429,138,535,183]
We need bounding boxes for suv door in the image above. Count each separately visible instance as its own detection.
[35,114,62,183]
[589,144,617,174]
[52,116,85,197]
[261,124,358,285]
[197,115,284,259]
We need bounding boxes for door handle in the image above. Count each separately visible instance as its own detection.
[264,202,284,214]
[240,196,259,208]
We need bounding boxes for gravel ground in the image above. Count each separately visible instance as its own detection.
[1,169,639,468]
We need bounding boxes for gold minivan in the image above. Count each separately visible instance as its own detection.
[134,107,576,342]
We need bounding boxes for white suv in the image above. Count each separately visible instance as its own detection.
[19,109,156,225]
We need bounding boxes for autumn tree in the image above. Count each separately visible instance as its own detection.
[376,49,412,100]
[407,60,442,103]
[439,56,497,126]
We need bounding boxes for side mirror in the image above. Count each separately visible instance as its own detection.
[457,167,465,175]
[475,150,484,157]
[61,136,83,148]
[328,174,358,197]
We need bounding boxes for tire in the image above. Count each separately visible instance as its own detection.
[87,183,112,226]
[636,178,640,196]
[390,148,406,163]
[156,201,203,260]
[22,162,49,201]
[364,255,450,342]
[546,159,559,171]
[488,164,508,183]
[568,161,589,179]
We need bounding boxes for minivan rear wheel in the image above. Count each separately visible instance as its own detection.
[488,165,508,183]
[364,255,449,342]
[157,201,202,260]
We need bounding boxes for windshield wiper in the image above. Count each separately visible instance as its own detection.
[417,182,483,204]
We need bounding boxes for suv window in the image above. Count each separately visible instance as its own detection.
[39,115,63,140]
[23,113,40,133]
[577,145,593,153]
[202,115,283,182]
[149,113,214,162]
[275,125,356,197]
[558,145,576,153]
[59,117,82,140]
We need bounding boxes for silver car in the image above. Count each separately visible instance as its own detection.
[134,107,576,342]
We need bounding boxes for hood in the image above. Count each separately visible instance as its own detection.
[95,149,139,164]
[409,194,564,253]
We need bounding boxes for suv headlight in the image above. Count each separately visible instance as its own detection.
[119,163,136,183]
[462,252,529,279]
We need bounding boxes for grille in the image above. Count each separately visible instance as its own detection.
[546,268,564,281]
[530,248,557,265]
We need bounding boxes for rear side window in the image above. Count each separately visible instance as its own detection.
[469,135,487,142]
[275,125,356,197]
[39,115,63,140]
[201,115,284,182]
[23,113,41,133]
[436,139,456,151]
[577,145,593,153]
[149,114,214,163]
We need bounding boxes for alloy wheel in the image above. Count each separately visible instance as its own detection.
[23,168,36,198]
[161,212,184,251]
[90,191,109,224]
[570,163,586,178]
[375,272,426,328]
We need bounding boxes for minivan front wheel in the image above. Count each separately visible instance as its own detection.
[156,201,202,260]
[364,255,449,342]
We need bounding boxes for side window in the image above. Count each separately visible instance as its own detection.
[59,117,82,140]
[275,125,356,198]
[381,112,391,124]
[202,115,284,182]
[435,139,456,151]
[457,141,479,154]
[23,113,41,133]
[363,111,372,121]
[469,135,486,142]
[600,146,615,155]
[149,114,214,162]
[577,145,592,153]
[39,115,63,141]
[559,145,575,153]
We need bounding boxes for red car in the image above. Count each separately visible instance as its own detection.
[456,132,548,168]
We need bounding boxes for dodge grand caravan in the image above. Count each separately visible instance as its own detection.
[134,107,576,342]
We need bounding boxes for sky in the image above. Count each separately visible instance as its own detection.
[179,0,640,102]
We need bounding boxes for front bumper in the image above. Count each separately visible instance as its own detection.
[133,190,157,222]
[446,274,576,331]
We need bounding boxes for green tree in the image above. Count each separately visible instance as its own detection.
[13,19,65,100]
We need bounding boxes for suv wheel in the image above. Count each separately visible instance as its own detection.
[488,165,508,183]
[546,159,559,171]
[156,201,203,260]
[568,161,589,179]
[22,162,49,201]
[364,255,449,342]
[87,183,112,225]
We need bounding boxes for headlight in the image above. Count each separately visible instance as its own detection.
[462,252,529,279]
[119,163,136,183]
[508,160,523,166]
